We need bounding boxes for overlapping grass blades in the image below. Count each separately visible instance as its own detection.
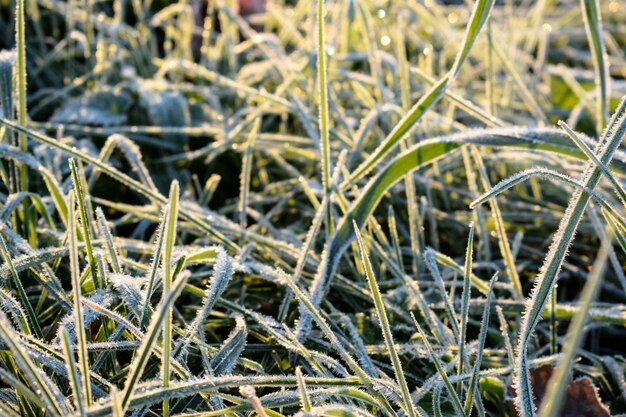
[514,96,626,417]
[1,0,625,415]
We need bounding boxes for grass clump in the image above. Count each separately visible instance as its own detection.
[1,0,626,416]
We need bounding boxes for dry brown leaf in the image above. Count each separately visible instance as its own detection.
[507,364,614,417]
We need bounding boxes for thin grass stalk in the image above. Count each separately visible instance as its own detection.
[514,96,626,417]
[538,236,611,417]
[60,326,86,416]
[15,0,27,194]
[295,367,311,412]
[68,191,93,407]
[457,223,474,390]
[70,159,99,289]
[95,207,121,274]
[495,305,514,366]
[347,0,495,185]
[558,120,626,206]
[239,118,260,229]
[464,273,498,415]
[469,145,522,299]
[140,217,166,328]
[411,313,467,417]
[354,222,419,417]
[161,180,180,417]
[317,0,332,236]
[580,0,608,132]
[0,234,42,338]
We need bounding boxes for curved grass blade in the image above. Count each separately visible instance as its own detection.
[469,166,626,230]
[347,0,495,184]
[299,126,618,340]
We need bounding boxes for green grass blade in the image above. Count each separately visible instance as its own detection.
[538,237,610,417]
[0,234,42,338]
[457,223,475,387]
[558,120,626,206]
[15,0,28,193]
[68,191,93,407]
[69,159,99,289]
[354,221,420,417]
[464,273,498,416]
[161,180,180,417]
[581,0,609,131]
[301,126,611,338]
[295,367,312,412]
[60,325,86,417]
[411,313,467,417]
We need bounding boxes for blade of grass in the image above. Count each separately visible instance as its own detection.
[60,325,86,416]
[317,0,333,235]
[354,221,420,417]
[68,191,93,407]
[300,126,609,340]
[581,0,609,132]
[70,159,100,289]
[538,236,611,417]
[411,313,467,417]
[457,223,475,390]
[464,272,498,416]
[558,120,626,206]
[15,0,28,194]
[161,180,180,417]
[0,312,66,417]
[295,367,312,412]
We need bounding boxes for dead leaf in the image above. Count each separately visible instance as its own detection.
[507,364,613,417]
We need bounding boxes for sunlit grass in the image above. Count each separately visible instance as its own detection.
[0,0,625,416]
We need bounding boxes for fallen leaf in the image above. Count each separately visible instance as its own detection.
[507,364,614,417]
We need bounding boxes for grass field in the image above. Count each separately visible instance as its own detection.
[1,0,626,416]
